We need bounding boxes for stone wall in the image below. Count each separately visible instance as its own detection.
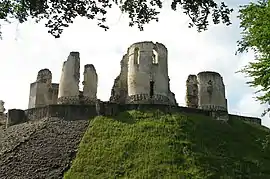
[7,109,27,127]
[229,114,261,125]
[0,113,6,126]
[5,103,261,127]
[186,75,198,108]
[110,55,128,104]
[25,105,97,121]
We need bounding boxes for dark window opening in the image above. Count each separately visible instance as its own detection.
[150,81,154,98]
[134,47,139,64]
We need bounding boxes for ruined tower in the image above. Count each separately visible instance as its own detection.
[57,52,80,104]
[109,54,128,104]
[125,41,176,105]
[82,64,98,104]
[186,75,198,108]
[28,69,59,108]
[197,71,227,111]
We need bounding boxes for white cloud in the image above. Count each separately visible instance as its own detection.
[0,1,269,127]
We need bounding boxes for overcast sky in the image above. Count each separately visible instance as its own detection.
[0,0,269,127]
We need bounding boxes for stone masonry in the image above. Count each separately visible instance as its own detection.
[28,69,59,108]
[110,41,177,105]
[0,100,6,126]
[1,41,253,126]
[82,64,98,104]
[186,75,198,108]
[57,52,81,104]
[197,71,227,111]
[185,71,228,121]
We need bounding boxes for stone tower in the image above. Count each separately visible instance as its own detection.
[28,69,59,108]
[186,75,198,108]
[57,52,80,104]
[197,71,227,111]
[82,64,98,104]
[126,41,176,105]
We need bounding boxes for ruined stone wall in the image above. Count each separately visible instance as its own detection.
[110,55,129,104]
[58,52,80,104]
[197,71,227,111]
[82,64,98,104]
[5,102,262,127]
[126,41,176,105]
[186,75,198,108]
[0,100,6,126]
[50,83,59,104]
[7,109,27,127]
[28,69,59,109]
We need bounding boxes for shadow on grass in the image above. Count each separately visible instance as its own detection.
[113,111,136,124]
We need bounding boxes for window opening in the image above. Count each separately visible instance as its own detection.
[152,50,158,64]
[150,81,154,98]
[134,47,139,64]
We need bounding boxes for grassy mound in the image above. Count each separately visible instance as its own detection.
[64,110,270,179]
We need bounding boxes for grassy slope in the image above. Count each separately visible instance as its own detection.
[64,110,270,179]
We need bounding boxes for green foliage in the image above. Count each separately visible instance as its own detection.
[0,0,233,38]
[64,110,270,179]
[237,0,270,116]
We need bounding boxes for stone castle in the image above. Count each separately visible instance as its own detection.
[0,41,261,127]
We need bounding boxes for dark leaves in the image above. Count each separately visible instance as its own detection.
[0,0,233,38]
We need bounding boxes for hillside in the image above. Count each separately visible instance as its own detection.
[0,118,89,179]
[64,110,270,179]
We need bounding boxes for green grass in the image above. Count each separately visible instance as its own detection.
[64,110,270,179]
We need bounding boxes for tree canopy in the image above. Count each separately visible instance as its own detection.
[0,0,233,38]
[237,0,270,116]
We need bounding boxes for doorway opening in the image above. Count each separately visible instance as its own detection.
[150,81,154,98]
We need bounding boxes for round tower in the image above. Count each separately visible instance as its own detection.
[197,71,227,111]
[58,52,80,104]
[126,41,172,104]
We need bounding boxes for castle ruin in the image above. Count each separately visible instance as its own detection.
[0,41,262,128]
[28,69,59,108]
[110,41,177,105]
[186,72,227,112]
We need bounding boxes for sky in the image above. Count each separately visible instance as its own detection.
[0,0,269,127]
